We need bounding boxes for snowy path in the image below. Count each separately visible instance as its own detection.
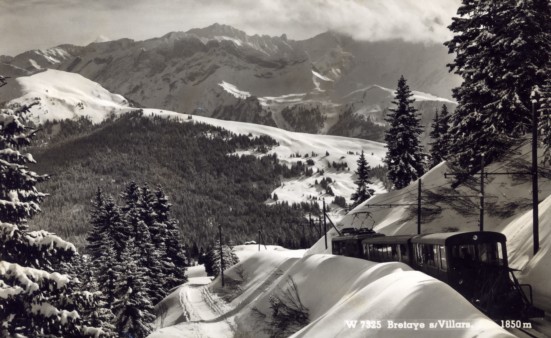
[149,276,234,338]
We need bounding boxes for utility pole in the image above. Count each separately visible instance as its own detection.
[218,220,224,287]
[417,179,422,234]
[258,229,261,252]
[480,153,485,232]
[531,89,540,254]
[323,199,327,249]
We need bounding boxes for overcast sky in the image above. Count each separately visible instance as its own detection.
[0,0,460,56]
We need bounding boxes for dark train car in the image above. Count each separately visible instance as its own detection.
[361,235,415,264]
[410,232,507,292]
[331,228,384,259]
[341,231,544,319]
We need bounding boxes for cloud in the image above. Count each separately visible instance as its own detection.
[229,0,460,42]
[0,0,460,56]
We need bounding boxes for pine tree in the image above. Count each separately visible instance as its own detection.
[86,188,106,259]
[121,181,141,214]
[429,105,451,168]
[134,219,165,304]
[384,76,426,189]
[445,0,550,169]
[87,195,128,259]
[112,240,155,338]
[96,233,120,306]
[350,150,375,205]
[153,188,188,290]
[0,100,102,336]
[74,254,116,337]
[138,185,169,301]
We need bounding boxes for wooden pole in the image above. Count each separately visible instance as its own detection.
[219,221,224,287]
[323,199,327,250]
[417,178,422,235]
[480,153,485,232]
[532,94,540,254]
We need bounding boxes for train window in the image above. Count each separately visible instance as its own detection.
[497,242,504,265]
[451,244,476,267]
[399,244,408,262]
[381,245,391,261]
[332,242,341,255]
[391,245,398,260]
[477,242,503,266]
[416,244,424,265]
[439,245,447,270]
[369,244,374,260]
[426,245,437,267]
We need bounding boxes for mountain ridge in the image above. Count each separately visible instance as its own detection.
[1,23,460,141]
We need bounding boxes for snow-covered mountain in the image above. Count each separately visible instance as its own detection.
[0,69,130,123]
[0,24,460,140]
[0,69,385,221]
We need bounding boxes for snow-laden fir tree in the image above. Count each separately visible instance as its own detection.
[0,101,103,336]
[445,0,550,169]
[204,242,239,278]
[95,232,119,306]
[87,193,128,259]
[133,217,165,304]
[112,239,155,338]
[350,150,375,206]
[73,253,116,336]
[86,187,107,259]
[121,181,141,214]
[429,105,451,168]
[384,76,425,189]
[152,187,188,290]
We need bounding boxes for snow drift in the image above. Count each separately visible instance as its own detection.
[150,249,514,337]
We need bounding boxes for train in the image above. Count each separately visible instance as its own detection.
[332,228,544,319]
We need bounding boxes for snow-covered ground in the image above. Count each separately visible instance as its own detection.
[149,142,550,337]
[149,246,516,338]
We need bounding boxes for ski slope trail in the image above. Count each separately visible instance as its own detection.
[148,277,233,338]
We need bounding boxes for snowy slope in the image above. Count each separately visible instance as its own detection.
[141,109,387,219]
[305,141,551,331]
[307,142,549,248]
[150,249,514,338]
[503,194,551,313]
[0,69,130,123]
[1,68,387,217]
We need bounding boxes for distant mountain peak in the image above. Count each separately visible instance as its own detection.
[94,35,112,43]
[185,23,248,40]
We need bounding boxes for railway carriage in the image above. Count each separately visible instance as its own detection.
[333,230,544,319]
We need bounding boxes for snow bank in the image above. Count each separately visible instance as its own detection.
[152,248,514,337]
[232,244,306,262]
[232,254,513,338]
[504,194,551,311]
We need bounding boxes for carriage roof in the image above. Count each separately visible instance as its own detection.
[361,234,415,244]
[412,231,506,245]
